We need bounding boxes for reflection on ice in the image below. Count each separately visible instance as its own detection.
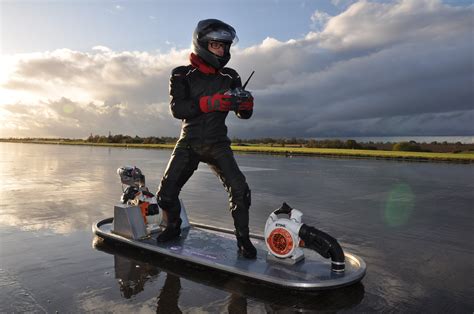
[0,143,117,234]
[92,237,365,312]
[0,143,276,234]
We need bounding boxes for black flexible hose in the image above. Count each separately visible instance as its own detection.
[299,224,345,272]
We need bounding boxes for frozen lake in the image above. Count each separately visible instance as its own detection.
[0,142,473,312]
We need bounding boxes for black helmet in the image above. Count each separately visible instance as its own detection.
[192,19,238,69]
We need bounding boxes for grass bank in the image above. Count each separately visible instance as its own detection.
[231,144,474,163]
[2,139,473,163]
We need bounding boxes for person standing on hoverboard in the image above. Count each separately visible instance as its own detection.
[156,19,257,259]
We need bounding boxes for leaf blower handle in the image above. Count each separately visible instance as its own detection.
[299,224,345,272]
[268,202,293,222]
[273,202,293,216]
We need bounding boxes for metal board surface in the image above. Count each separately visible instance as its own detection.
[93,218,366,290]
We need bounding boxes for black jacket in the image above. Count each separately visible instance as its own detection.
[169,65,252,147]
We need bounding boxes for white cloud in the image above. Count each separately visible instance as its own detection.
[92,46,112,53]
[0,48,188,138]
[1,0,473,139]
[331,0,357,8]
[310,10,332,31]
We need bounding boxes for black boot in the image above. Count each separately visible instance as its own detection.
[235,231,257,259]
[157,218,182,242]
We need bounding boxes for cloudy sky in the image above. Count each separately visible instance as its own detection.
[0,0,473,139]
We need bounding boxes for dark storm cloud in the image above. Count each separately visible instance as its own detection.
[227,0,474,137]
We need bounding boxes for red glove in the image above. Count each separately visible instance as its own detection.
[237,96,254,111]
[199,93,232,113]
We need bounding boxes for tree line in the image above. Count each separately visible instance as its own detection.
[83,134,472,153]
[86,133,178,144]
[2,134,471,153]
[85,134,366,148]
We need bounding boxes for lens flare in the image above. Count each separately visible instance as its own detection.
[384,183,414,227]
[63,103,74,114]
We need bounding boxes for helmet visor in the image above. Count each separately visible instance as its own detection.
[203,29,239,46]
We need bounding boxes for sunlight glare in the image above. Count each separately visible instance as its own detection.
[384,183,415,227]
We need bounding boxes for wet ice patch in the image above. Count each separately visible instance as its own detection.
[197,166,276,173]
[239,166,277,172]
[0,269,46,313]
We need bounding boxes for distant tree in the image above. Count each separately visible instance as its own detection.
[232,137,243,144]
[345,139,361,149]
[392,141,422,152]
[132,135,142,144]
[97,136,108,143]
[87,133,94,142]
[306,139,317,148]
[111,134,124,143]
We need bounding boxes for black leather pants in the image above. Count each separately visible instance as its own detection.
[157,143,251,234]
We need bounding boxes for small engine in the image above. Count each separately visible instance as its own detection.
[117,166,163,231]
[265,203,346,272]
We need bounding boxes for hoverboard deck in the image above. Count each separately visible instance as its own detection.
[93,217,366,290]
